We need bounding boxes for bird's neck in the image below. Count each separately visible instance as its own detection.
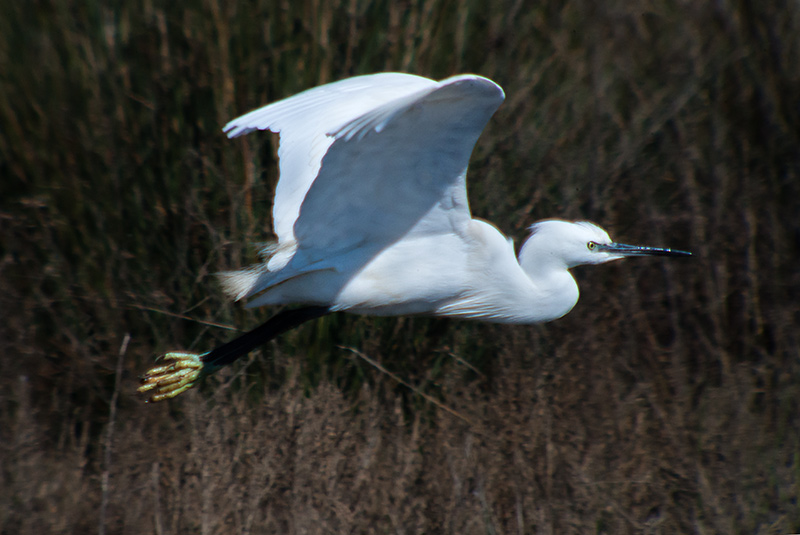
[517,239,580,322]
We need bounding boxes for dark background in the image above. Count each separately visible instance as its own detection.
[1,0,798,533]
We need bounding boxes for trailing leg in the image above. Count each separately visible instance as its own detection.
[138,306,330,402]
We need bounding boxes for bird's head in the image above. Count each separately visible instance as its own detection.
[519,219,691,271]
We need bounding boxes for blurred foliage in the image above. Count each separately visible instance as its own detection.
[1,0,799,533]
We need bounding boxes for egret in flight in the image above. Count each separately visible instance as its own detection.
[139,73,690,402]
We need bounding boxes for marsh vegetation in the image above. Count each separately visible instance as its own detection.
[1,0,798,532]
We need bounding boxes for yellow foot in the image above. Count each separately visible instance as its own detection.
[138,351,209,402]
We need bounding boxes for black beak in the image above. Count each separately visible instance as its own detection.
[597,243,692,257]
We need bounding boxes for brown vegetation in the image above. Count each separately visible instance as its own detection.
[1,0,798,533]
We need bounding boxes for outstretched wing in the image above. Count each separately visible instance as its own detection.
[223,73,438,247]
[292,75,503,267]
[221,74,505,303]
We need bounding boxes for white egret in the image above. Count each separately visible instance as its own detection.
[139,73,690,402]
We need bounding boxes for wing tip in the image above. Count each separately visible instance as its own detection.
[439,74,506,103]
[222,123,258,139]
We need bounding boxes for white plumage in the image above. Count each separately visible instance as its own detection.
[139,73,689,402]
[219,73,688,322]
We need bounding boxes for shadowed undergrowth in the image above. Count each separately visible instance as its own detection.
[1,0,799,533]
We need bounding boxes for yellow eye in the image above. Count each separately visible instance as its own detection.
[587,241,597,250]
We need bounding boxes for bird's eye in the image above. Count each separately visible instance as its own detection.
[587,241,597,251]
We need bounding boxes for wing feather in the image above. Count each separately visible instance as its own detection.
[292,75,504,258]
[220,74,505,303]
[223,73,437,245]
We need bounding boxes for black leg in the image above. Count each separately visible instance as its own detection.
[202,306,331,368]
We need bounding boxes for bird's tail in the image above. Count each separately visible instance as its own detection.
[218,239,299,301]
[217,265,271,301]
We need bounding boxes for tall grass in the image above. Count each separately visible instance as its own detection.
[1,0,798,533]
